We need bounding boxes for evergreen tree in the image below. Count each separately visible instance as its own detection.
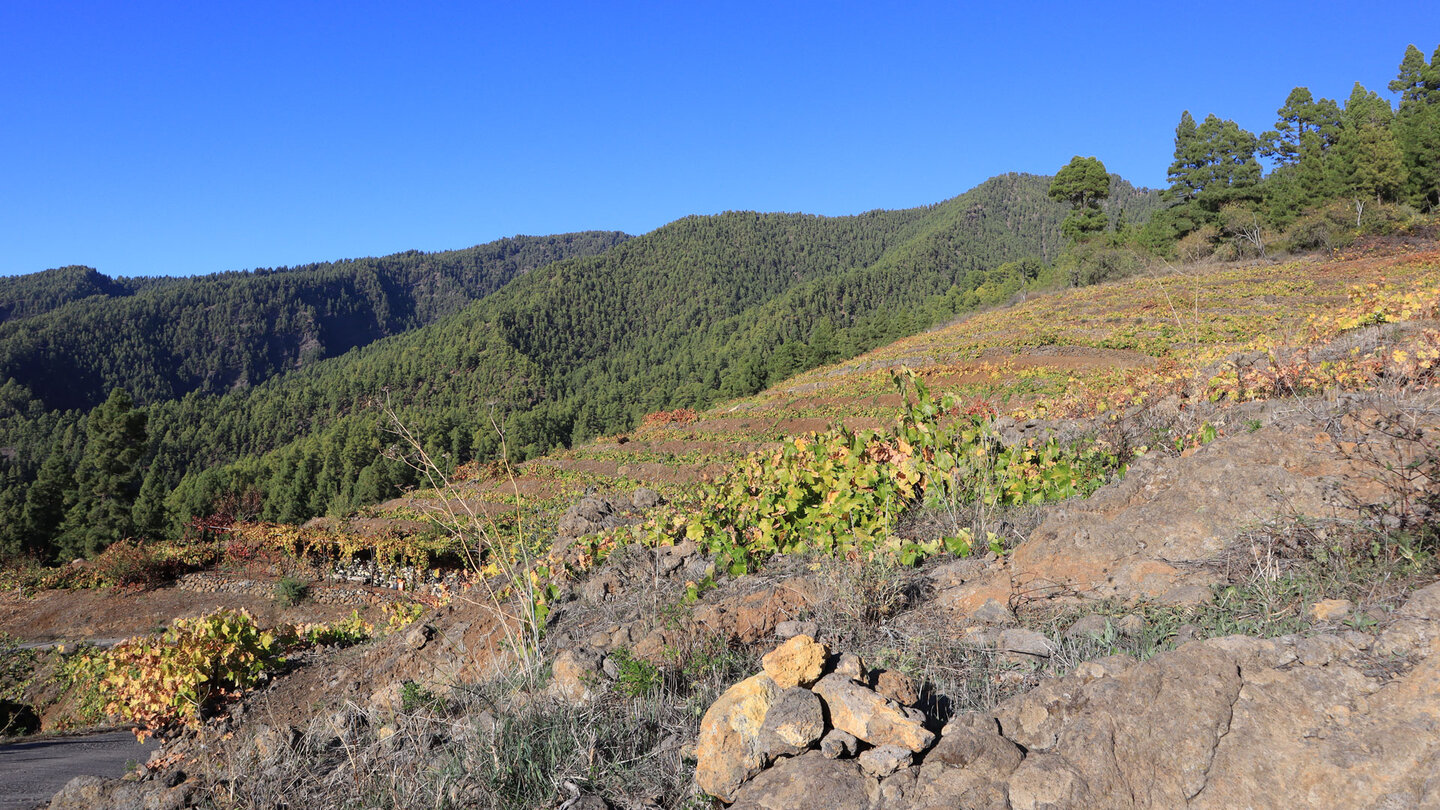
[1165,111,1203,205]
[1261,87,1342,166]
[1335,83,1406,203]
[55,390,148,559]
[1048,156,1111,241]
[132,461,172,540]
[21,430,78,558]
[1165,112,1262,230]
[0,468,28,559]
[1191,114,1263,209]
[1389,44,1440,210]
[807,318,840,366]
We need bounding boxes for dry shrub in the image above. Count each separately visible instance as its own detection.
[92,540,178,589]
[1175,225,1219,263]
[640,408,699,431]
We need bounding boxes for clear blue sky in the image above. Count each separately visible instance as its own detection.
[3,1,1435,277]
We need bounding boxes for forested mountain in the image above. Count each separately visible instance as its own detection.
[0,173,1161,558]
[0,265,169,324]
[0,232,629,412]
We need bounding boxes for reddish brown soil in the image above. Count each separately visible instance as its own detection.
[0,586,372,643]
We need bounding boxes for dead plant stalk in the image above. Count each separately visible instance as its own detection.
[382,401,545,677]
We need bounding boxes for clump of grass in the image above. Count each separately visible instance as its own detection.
[399,681,445,713]
[217,673,720,809]
[608,647,661,698]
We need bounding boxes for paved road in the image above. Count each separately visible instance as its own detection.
[0,732,157,809]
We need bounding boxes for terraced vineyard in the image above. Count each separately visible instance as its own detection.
[286,239,1439,574]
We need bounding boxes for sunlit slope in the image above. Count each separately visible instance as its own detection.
[341,240,1438,540]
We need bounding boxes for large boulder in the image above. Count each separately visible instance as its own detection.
[907,715,1022,810]
[979,584,1440,809]
[50,775,197,810]
[811,673,935,753]
[694,673,782,801]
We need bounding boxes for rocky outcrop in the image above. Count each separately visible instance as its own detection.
[701,581,1440,808]
[935,424,1376,613]
[557,496,621,539]
[49,774,197,810]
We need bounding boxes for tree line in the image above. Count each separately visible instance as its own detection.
[1048,43,1437,269]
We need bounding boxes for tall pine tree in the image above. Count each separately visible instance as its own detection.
[1049,156,1111,241]
[1389,44,1440,210]
[55,389,149,559]
[1335,83,1406,205]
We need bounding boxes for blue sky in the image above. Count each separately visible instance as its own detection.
[3,1,1435,277]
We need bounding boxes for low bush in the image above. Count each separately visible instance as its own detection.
[101,609,282,737]
[608,647,661,698]
[400,681,445,713]
[288,610,374,647]
[1281,200,1417,254]
[91,541,178,589]
[273,575,309,607]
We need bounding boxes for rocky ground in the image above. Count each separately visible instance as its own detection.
[27,381,1435,809]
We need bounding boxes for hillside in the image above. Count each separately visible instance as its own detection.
[0,173,1161,558]
[2,234,1437,810]
[3,35,1438,810]
[307,231,1440,560]
[0,232,630,413]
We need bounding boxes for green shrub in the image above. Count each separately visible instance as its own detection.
[92,541,177,589]
[608,648,661,698]
[1281,200,1417,254]
[400,681,445,713]
[273,576,309,607]
[1058,241,1146,286]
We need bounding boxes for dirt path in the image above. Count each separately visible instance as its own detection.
[0,731,156,809]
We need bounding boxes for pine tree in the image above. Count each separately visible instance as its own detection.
[132,461,172,541]
[0,468,28,559]
[1049,156,1111,241]
[1165,111,1203,204]
[1390,44,1440,210]
[1163,115,1255,214]
[22,430,79,558]
[1335,83,1406,204]
[55,389,149,559]
[1262,87,1342,166]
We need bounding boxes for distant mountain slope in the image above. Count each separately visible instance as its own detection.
[0,173,1162,556]
[140,174,1158,522]
[0,265,166,323]
[0,232,629,412]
